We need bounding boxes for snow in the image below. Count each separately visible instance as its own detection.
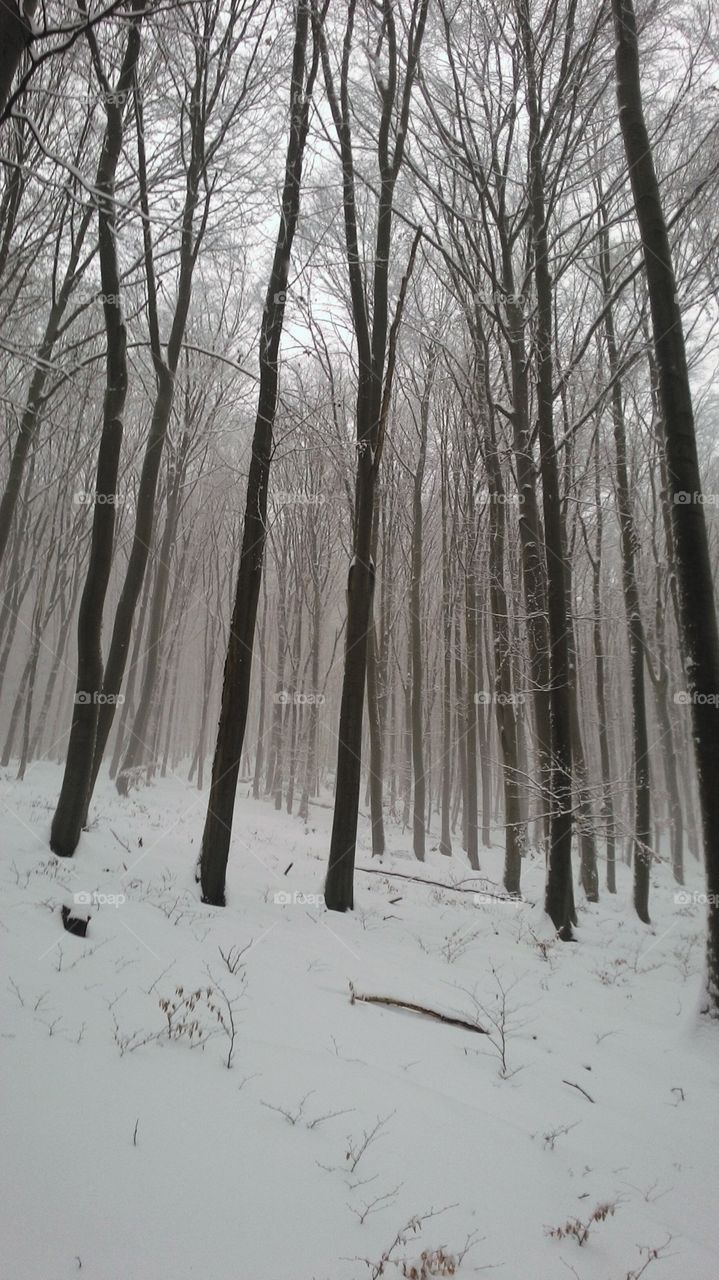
[1,763,718,1279]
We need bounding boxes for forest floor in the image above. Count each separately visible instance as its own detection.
[1,763,717,1280]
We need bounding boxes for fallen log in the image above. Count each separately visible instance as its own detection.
[348,981,487,1035]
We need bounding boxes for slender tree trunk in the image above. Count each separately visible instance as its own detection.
[409,355,432,861]
[199,2,318,904]
[504,275,552,853]
[323,0,428,911]
[519,0,574,935]
[439,440,452,856]
[366,504,385,854]
[599,197,651,922]
[108,554,153,778]
[116,462,184,792]
[50,6,144,856]
[464,494,480,870]
[589,435,616,892]
[253,583,268,801]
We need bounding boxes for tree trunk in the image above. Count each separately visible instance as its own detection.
[50,6,145,856]
[519,0,574,935]
[409,353,433,861]
[199,1,318,904]
[0,1,38,116]
[598,196,651,922]
[613,0,719,1007]
[439,440,452,856]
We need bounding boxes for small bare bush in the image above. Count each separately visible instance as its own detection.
[546,1201,616,1246]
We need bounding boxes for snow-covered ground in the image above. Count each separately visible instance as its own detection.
[1,763,717,1280]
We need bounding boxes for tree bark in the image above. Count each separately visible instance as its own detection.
[613,0,719,1005]
[598,195,651,922]
[323,0,429,911]
[518,0,574,935]
[199,0,319,904]
[50,3,145,856]
[0,0,38,116]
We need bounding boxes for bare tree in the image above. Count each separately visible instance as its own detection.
[612,0,719,1011]
[320,0,429,912]
[199,0,320,905]
[51,0,146,857]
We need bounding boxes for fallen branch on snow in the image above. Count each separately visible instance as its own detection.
[349,982,487,1035]
[562,1079,595,1103]
[356,866,528,903]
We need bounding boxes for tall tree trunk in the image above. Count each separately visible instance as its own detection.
[366,503,385,854]
[253,582,269,801]
[503,272,552,854]
[199,1,319,904]
[464,478,480,869]
[613,0,719,1007]
[439,439,452,856]
[588,433,616,892]
[598,196,651,922]
[519,0,574,935]
[409,353,433,861]
[50,5,145,856]
[474,328,525,891]
[116,453,185,792]
[299,560,321,822]
[322,0,428,911]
